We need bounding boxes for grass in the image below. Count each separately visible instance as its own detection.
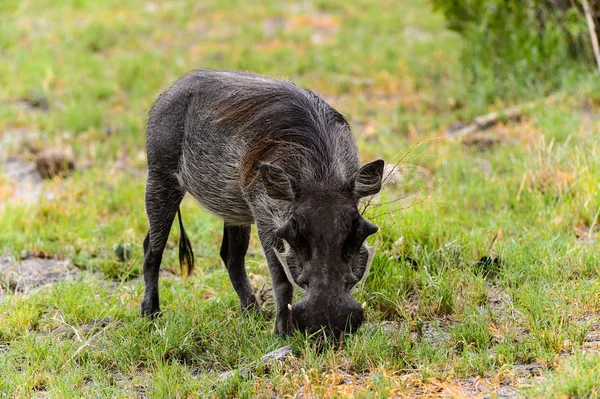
[1,0,600,397]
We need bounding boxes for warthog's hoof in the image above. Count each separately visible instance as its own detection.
[273,313,293,336]
[140,300,160,318]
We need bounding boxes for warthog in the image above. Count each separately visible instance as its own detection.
[141,69,383,336]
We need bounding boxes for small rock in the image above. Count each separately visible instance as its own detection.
[260,345,292,362]
[218,366,252,381]
[35,148,75,179]
[217,345,293,382]
[52,325,75,337]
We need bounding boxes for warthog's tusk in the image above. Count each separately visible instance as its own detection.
[361,302,367,309]
[287,304,293,311]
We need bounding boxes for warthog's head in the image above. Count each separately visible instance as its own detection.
[260,159,384,336]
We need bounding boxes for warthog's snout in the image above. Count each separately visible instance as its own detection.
[290,292,364,336]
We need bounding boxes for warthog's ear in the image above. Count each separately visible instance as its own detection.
[353,159,385,198]
[260,163,296,201]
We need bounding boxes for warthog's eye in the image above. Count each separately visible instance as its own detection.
[276,216,309,251]
[341,215,360,262]
[342,215,378,262]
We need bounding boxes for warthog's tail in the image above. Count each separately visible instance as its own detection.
[177,208,195,278]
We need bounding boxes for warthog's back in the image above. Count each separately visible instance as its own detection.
[147,70,360,225]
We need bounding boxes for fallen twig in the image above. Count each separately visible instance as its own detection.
[450,102,535,138]
[450,94,565,138]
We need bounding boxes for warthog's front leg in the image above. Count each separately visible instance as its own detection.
[257,225,293,335]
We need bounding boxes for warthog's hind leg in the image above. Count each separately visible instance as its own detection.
[220,224,260,313]
[141,175,185,317]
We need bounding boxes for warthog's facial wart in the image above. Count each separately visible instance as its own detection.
[276,240,378,293]
[350,241,377,292]
[274,241,305,292]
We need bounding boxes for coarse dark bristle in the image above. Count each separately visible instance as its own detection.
[214,79,349,187]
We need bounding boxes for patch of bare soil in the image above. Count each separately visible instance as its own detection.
[1,95,50,112]
[368,283,600,397]
[486,284,523,327]
[1,128,77,206]
[407,360,547,399]
[366,316,452,348]
[0,253,79,299]
[411,376,528,399]
[574,223,599,245]
[420,320,452,345]
[103,371,149,399]
[580,318,600,355]
[1,157,44,206]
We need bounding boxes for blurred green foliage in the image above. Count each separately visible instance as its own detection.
[432,0,599,101]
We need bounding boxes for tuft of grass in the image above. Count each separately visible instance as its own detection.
[528,353,600,398]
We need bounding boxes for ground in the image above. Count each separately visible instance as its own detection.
[1,0,600,398]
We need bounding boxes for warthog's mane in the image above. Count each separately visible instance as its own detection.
[213,74,351,188]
